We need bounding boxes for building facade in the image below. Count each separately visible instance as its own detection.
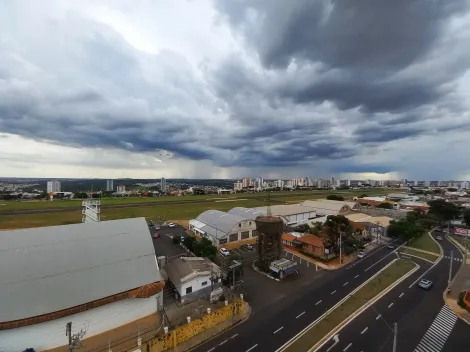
[106,179,114,191]
[46,180,61,193]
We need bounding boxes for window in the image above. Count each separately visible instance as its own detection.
[201,281,208,286]
[241,231,249,239]
[219,238,228,245]
[249,222,252,225]
[186,286,192,294]
[239,223,241,227]
[229,233,239,242]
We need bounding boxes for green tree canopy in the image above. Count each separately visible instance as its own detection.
[327,195,345,201]
[377,202,393,209]
[428,199,461,221]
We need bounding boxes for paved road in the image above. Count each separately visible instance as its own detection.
[316,232,468,352]
[191,243,402,352]
[0,193,310,215]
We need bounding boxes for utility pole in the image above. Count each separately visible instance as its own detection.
[448,250,453,289]
[339,226,343,264]
[392,322,398,352]
[65,322,87,352]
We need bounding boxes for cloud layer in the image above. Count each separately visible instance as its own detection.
[1,0,470,179]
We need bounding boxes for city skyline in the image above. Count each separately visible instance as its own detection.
[1,1,470,180]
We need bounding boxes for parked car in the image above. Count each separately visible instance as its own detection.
[154,226,161,230]
[436,236,443,241]
[357,251,365,259]
[242,244,253,250]
[387,244,395,249]
[418,279,433,290]
[168,223,176,228]
[153,232,160,239]
[219,248,230,257]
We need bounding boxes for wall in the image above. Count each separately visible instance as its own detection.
[226,220,257,242]
[142,299,245,352]
[181,275,212,298]
[1,294,162,352]
[285,211,316,225]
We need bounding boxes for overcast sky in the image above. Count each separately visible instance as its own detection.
[1,0,470,180]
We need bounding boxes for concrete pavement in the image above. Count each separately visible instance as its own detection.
[314,231,468,352]
[190,244,400,352]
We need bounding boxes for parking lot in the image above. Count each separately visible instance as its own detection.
[148,223,188,258]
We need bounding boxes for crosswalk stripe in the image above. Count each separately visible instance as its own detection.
[413,305,458,352]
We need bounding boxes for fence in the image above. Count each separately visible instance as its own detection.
[137,298,245,352]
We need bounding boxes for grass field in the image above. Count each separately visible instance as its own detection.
[284,259,416,352]
[407,233,441,255]
[0,199,269,230]
[0,188,391,211]
[401,247,439,262]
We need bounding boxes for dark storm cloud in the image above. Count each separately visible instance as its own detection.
[331,163,393,174]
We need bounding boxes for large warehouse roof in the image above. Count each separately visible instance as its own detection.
[299,200,353,215]
[228,207,266,219]
[196,210,247,239]
[252,204,317,216]
[0,217,160,323]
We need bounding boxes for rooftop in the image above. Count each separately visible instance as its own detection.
[0,217,160,323]
[252,204,317,217]
[195,210,249,239]
[165,257,220,285]
[298,234,325,248]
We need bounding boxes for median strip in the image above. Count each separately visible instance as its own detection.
[280,259,417,352]
[400,247,439,263]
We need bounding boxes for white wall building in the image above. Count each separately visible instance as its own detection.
[46,180,61,193]
[116,184,126,192]
[106,179,114,191]
[160,177,167,193]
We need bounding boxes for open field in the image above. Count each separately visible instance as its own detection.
[284,259,416,352]
[0,188,391,211]
[0,199,268,230]
[401,247,439,262]
[407,233,440,255]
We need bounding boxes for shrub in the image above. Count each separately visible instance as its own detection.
[299,250,338,262]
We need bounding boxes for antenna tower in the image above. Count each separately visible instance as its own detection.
[267,191,272,217]
[82,192,101,223]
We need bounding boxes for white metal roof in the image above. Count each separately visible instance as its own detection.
[0,217,160,323]
[196,210,247,239]
[228,207,266,220]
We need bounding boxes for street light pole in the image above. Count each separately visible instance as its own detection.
[392,322,398,352]
[448,250,453,289]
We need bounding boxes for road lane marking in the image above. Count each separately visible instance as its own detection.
[344,343,352,351]
[343,282,349,286]
[220,340,227,346]
[246,344,258,352]
[376,314,381,320]
[296,311,305,319]
[207,348,215,352]
[274,326,284,334]
[364,247,401,272]
[231,334,238,339]
[361,327,368,334]
[354,275,359,278]
[399,292,404,298]
[316,300,322,306]
[331,290,336,295]
[388,303,394,308]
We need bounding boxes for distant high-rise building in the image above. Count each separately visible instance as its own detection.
[255,177,264,189]
[234,181,243,191]
[161,177,167,193]
[274,180,285,189]
[46,180,61,193]
[106,179,114,191]
[116,185,126,192]
[242,177,252,188]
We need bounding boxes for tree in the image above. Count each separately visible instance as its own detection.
[464,209,470,226]
[388,219,425,241]
[293,224,310,233]
[323,215,351,248]
[360,194,368,198]
[428,199,461,221]
[182,236,197,252]
[377,202,393,209]
[327,195,345,201]
[193,237,217,260]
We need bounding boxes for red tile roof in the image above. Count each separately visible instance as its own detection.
[282,233,297,242]
[298,234,324,248]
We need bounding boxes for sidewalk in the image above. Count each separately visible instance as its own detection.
[444,235,470,325]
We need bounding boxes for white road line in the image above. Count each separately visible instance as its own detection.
[344,343,352,351]
[376,314,382,320]
[246,344,258,352]
[331,290,336,295]
[220,340,227,346]
[231,334,238,339]
[207,348,215,352]
[361,327,368,335]
[364,247,401,272]
[399,292,404,298]
[343,282,349,286]
[388,302,394,308]
[296,311,306,319]
[316,300,322,306]
[354,275,359,278]
[274,326,284,334]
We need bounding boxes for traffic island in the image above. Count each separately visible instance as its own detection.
[281,259,418,352]
[399,247,439,262]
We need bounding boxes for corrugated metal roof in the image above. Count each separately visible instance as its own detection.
[299,200,352,213]
[0,217,160,323]
[227,207,266,219]
[196,210,246,238]
[252,204,317,216]
[319,199,359,209]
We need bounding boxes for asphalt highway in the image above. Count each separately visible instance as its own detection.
[316,232,467,352]
[191,242,403,352]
